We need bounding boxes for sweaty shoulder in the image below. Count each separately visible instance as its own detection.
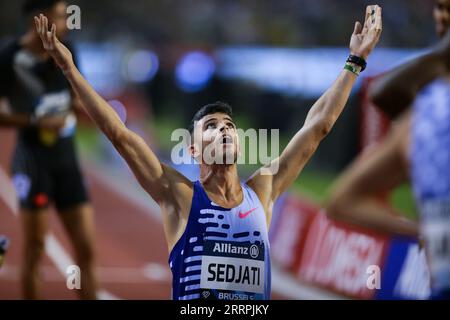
[159,164,195,252]
[161,163,194,216]
[246,173,273,214]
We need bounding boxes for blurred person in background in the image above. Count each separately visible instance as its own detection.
[0,0,97,299]
[34,5,382,300]
[326,0,450,299]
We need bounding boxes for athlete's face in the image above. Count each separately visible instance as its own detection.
[434,0,450,38]
[46,1,68,39]
[190,112,239,165]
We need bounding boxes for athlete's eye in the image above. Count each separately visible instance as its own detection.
[227,122,236,130]
[206,123,216,129]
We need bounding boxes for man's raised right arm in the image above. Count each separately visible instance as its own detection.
[35,14,172,203]
[68,68,169,201]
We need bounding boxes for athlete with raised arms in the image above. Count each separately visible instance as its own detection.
[34,6,382,300]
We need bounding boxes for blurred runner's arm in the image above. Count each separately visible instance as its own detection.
[249,6,383,207]
[0,42,69,129]
[0,108,34,127]
[34,14,189,205]
[0,98,67,129]
[370,30,450,118]
[326,113,419,237]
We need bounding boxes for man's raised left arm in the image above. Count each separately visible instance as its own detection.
[248,5,383,206]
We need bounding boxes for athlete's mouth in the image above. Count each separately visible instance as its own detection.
[220,135,233,145]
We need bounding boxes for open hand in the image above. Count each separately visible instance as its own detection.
[34,14,74,73]
[350,5,383,60]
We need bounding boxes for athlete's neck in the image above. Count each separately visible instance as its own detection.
[200,164,243,207]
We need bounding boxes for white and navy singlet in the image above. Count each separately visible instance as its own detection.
[411,79,450,298]
[169,180,271,300]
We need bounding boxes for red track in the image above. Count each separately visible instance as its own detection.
[0,129,170,299]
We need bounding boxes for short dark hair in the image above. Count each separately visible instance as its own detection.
[188,101,233,135]
[22,0,64,17]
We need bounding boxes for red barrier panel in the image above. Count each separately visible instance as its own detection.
[270,196,318,273]
[297,211,390,299]
[359,76,391,152]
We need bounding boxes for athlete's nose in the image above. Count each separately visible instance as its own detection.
[219,123,230,133]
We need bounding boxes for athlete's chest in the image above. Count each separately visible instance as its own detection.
[196,200,268,241]
[193,201,269,298]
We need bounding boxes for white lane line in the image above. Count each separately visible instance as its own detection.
[0,264,169,284]
[45,234,76,275]
[84,162,162,221]
[97,290,120,300]
[0,265,65,281]
[86,163,174,284]
[0,167,120,300]
[45,233,121,300]
[271,263,345,300]
[142,263,171,282]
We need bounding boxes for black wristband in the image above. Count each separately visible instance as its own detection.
[347,55,367,71]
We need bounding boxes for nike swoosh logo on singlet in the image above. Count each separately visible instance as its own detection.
[238,207,257,219]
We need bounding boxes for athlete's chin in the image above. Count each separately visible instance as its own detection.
[226,150,238,163]
[202,154,237,165]
[219,152,238,165]
[218,145,237,164]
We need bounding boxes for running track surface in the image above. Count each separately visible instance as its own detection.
[0,129,291,300]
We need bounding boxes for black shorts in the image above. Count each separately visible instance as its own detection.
[11,135,89,211]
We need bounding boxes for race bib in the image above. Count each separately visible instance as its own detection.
[200,240,265,299]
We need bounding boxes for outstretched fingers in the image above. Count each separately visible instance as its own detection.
[353,21,363,36]
[361,6,372,35]
[34,14,55,50]
[34,16,40,34]
[50,23,57,49]
[374,7,382,33]
[42,15,49,41]
[367,6,382,31]
[35,15,46,46]
[363,5,379,35]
